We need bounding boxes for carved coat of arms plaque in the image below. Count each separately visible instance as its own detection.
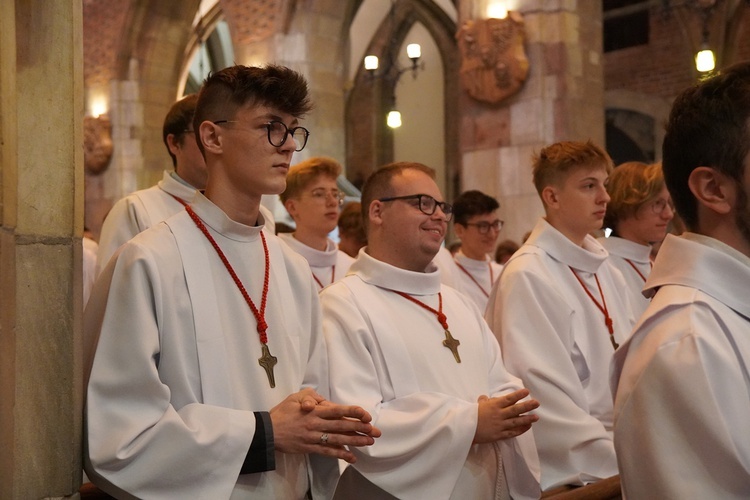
[457,12,529,104]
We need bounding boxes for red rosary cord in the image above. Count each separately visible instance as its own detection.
[392,291,449,330]
[569,267,614,336]
[624,259,650,283]
[184,204,271,344]
[312,265,335,289]
[454,260,493,298]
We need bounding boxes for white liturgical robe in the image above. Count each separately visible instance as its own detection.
[278,233,354,290]
[453,250,503,312]
[612,233,750,499]
[598,236,652,318]
[321,250,540,500]
[431,245,465,292]
[485,218,635,490]
[84,193,333,499]
[96,170,275,274]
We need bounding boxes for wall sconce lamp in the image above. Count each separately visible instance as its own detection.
[364,43,423,129]
[363,1,425,128]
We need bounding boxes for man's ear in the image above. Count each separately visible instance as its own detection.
[284,198,299,221]
[454,223,467,239]
[166,133,181,156]
[368,200,384,227]
[541,185,559,209]
[199,121,222,154]
[688,166,734,216]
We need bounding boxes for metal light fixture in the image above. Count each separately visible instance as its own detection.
[363,1,425,128]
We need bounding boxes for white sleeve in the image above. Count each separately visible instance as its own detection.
[84,239,256,499]
[95,196,151,276]
[486,265,618,488]
[614,303,750,499]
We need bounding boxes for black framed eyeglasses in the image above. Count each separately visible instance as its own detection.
[463,220,504,234]
[378,194,453,221]
[212,119,310,151]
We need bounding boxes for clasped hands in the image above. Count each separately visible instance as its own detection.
[474,388,540,444]
[270,388,382,464]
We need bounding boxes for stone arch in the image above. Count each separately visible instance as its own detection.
[345,0,459,201]
[605,89,672,164]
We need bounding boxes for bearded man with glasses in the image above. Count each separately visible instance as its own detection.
[320,161,541,499]
[451,190,506,311]
[279,156,354,290]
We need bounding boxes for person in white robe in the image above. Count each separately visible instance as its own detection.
[279,157,353,290]
[431,244,465,291]
[95,93,275,275]
[84,65,379,500]
[451,189,504,312]
[612,62,750,499]
[485,141,635,491]
[322,162,541,500]
[598,161,674,317]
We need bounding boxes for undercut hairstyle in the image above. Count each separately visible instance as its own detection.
[163,93,198,168]
[662,61,750,230]
[532,140,614,197]
[280,156,343,204]
[338,201,367,245]
[193,64,313,155]
[452,190,500,226]
[604,162,666,233]
[360,162,436,233]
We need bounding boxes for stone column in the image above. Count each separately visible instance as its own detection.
[459,1,605,244]
[0,1,84,498]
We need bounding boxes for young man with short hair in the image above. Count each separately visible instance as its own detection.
[95,93,276,275]
[84,65,379,499]
[600,161,674,316]
[322,162,541,499]
[452,189,504,311]
[485,140,634,491]
[279,156,354,289]
[612,61,750,499]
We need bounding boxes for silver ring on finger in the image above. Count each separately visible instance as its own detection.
[320,433,329,444]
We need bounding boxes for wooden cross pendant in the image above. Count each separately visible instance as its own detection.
[442,330,462,363]
[609,335,619,350]
[258,343,278,388]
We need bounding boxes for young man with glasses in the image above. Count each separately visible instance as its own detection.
[94,93,276,276]
[452,190,505,311]
[279,156,354,290]
[599,161,674,317]
[84,65,380,499]
[320,161,541,499]
[612,61,750,499]
[485,140,635,492]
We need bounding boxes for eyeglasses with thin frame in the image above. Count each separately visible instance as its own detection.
[650,198,674,215]
[310,188,346,207]
[378,194,453,221]
[463,219,504,234]
[212,119,310,151]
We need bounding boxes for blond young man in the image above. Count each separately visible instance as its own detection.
[279,157,354,290]
[600,161,674,317]
[485,140,635,491]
